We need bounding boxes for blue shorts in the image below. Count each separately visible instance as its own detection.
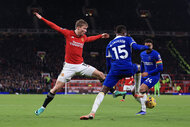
[141,75,160,88]
[103,64,138,88]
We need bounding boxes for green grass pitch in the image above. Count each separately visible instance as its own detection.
[0,94,190,127]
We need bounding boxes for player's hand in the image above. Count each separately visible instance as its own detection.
[101,33,110,38]
[142,72,148,77]
[146,43,153,51]
[33,12,42,19]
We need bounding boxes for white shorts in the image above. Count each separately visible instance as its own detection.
[123,85,134,91]
[57,62,96,83]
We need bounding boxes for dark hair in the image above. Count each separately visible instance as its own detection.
[115,25,127,34]
[144,39,153,44]
[75,19,88,29]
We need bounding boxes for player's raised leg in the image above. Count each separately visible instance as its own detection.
[91,69,117,95]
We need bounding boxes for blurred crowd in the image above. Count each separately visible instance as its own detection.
[0,34,189,94]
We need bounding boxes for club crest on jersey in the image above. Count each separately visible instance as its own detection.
[81,38,84,42]
[61,73,64,77]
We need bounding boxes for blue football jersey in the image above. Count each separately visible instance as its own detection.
[140,50,163,76]
[103,36,149,88]
[106,36,149,71]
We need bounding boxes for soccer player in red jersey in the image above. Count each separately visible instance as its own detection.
[120,76,134,101]
[33,12,110,116]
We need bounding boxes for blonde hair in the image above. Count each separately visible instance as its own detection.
[75,19,88,29]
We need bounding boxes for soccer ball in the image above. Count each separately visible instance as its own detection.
[146,97,156,109]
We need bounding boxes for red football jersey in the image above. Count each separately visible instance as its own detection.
[124,77,134,85]
[41,17,102,64]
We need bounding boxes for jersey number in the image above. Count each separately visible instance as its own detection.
[146,78,152,83]
[112,45,128,59]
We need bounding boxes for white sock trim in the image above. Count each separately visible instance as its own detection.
[41,106,45,109]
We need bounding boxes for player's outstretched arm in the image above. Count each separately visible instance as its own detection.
[33,12,63,33]
[132,43,150,50]
[86,33,110,42]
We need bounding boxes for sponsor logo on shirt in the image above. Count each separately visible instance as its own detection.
[70,41,84,48]
[143,62,153,65]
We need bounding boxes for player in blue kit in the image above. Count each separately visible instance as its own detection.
[132,39,163,115]
[80,25,150,120]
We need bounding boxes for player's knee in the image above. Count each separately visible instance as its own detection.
[139,85,148,93]
[100,72,105,80]
[92,70,104,79]
[97,71,105,80]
